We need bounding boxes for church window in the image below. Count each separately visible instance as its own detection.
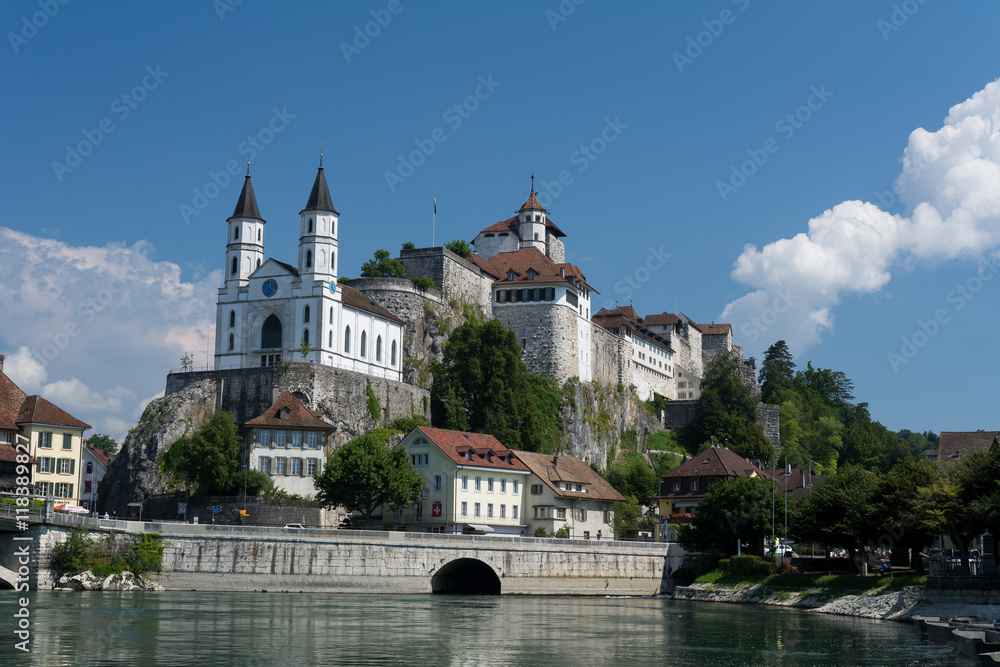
[257,259,261,268]
[302,329,309,346]
[391,340,397,366]
[304,305,311,323]
[329,307,334,324]
[307,218,313,233]
[328,331,332,347]
[228,333,234,351]
[534,233,538,240]
[376,336,382,362]
[229,311,235,328]
[234,226,239,240]
[344,326,351,353]
[257,229,261,241]
[305,250,312,269]
[231,257,238,277]
[360,331,367,358]
[261,314,282,349]
[319,249,325,268]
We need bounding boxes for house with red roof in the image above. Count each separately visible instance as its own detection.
[937,430,1000,466]
[394,426,532,534]
[242,391,335,496]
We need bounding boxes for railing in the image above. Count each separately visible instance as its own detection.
[928,556,998,577]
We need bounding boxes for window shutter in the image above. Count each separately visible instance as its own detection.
[68,484,74,499]
[36,458,41,473]
[70,459,75,475]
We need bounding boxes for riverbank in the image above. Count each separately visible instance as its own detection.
[673,578,999,622]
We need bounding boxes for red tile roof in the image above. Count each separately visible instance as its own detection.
[937,431,1000,465]
[244,391,333,430]
[514,450,625,502]
[698,323,732,336]
[339,283,404,323]
[479,247,594,290]
[16,395,91,430]
[519,190,546,212]
[478,214,567,239]
[0,442,33,464]
[644,312,681,327]
[663,446,762,480]
[84,445,115,468]
[0,372,27,431]
[414,427,530,472]
[593,306,674,350]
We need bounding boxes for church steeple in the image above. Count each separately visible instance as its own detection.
[298,153,340,285]
[517,174,547,253]
[225,159,266,289]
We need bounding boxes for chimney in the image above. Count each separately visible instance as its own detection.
[553,455,559,467]
[560,268,565,278]
[0,354,4,374]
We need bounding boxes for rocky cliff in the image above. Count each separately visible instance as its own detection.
[97,379,217,516]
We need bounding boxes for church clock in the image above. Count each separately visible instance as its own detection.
[262,279,278,297]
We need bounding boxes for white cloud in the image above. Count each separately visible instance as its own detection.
[724,79,1000,356]
[0,229,220,441]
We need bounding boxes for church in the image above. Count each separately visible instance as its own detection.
[213,159,404,381]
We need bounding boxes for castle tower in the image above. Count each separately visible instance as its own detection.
[298,156,340,286]
[517,176,547,254]
[225,165,265,288]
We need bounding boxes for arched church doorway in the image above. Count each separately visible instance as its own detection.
[261,315,282,349]
[431,558,501,595]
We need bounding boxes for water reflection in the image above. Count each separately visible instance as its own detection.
[2,592,965,666]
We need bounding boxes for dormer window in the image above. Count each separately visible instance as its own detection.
[526,269,536,281]
[507,270,516,281]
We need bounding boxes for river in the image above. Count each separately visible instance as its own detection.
[2,592,969,666]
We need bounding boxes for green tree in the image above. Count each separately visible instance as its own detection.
[313,429,425,528]
[401,241,416,250]
[360,249,406,278]
[612,494,652,540]
[299,338,312,360]
[87,434,118,454]
[605,453,659,502]
[873,458,939,569]
[431,319,542,451]
[789,464,879,570]
[444,238,471,258]
[681,353,773,463]
[759,340,796,405]
[678,476,785,557]
[160,412,242,494]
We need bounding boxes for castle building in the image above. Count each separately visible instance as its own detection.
[214,160,404,381]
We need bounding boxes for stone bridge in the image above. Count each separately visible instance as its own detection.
[0,513,692,595]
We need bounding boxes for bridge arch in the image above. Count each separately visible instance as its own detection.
[0,564,18,590]
[431,558,501,595]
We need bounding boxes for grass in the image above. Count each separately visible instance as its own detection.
[694,569,927,595]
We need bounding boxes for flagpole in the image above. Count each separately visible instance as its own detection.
[432,189,436,247]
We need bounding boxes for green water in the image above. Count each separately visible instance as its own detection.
[1,592,968,666]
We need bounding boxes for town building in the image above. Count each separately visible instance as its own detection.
[214,159,405,381]
[242,392,335,497]
[80,445,114,512]
[936,431,1000,465]
[513,450,624,540]
[397,426,531,534]
[19,395,91,505]
[653,445,763,542]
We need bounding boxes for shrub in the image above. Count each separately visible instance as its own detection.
[411,276,436,291]
[389,414,429,433]
[50,528,93,573]
[555,526,569,539]
[727,555,775,578]
[717,558,730,572]
[534,526,547,537]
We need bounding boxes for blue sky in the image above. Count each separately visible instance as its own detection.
[2,0,998,441]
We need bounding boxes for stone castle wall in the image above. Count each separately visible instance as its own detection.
[399,247,493,312]
[590,323,623,387]
[757,404,781,455]
[546,231,565,264]
[166,363,429,448]
[495,303,579,383]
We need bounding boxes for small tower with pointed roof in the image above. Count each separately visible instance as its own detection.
[225,161,266,289]
[518,175,547,254]
[298,151,340,287]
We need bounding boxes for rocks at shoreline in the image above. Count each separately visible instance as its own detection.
[54,570,163,592]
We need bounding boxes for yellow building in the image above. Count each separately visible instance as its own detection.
[19,396,91,504]
[396,427,531,534]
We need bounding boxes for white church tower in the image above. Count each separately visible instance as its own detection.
[297,154,339,287]
[225,164,266,287]
[517,175,547,254]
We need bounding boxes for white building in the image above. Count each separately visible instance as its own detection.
[242,392,333,497]
[80,445,113,512]
[214,160,404,380]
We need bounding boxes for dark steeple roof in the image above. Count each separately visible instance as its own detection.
[301,166,340,215]
[228,173,265,222]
